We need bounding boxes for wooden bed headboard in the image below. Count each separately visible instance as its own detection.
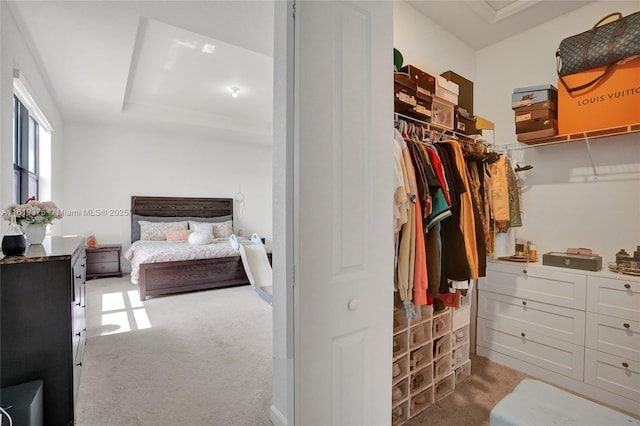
[130,196,233,242]
[131,196,233,218]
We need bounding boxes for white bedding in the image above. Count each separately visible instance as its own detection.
[124,238,247,284]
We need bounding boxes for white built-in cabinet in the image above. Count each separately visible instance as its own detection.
[478,261,640,416]
[392,289,472,425]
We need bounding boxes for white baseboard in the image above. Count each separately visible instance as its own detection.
[270,404,287,426]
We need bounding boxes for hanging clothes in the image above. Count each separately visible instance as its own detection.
[487,154,510,231]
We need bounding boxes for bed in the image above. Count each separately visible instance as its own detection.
[127,196,251,301]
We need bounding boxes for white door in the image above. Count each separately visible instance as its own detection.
[293,1,394,424]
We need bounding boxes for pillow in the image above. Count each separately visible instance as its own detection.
[132,214,232,242]
[139,221,188,241]
[212,220,233,239]
[188,231,213,245]
[189,221,214,235]
[165,229,192,241]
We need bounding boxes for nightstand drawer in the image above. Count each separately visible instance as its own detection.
[87,250,119,264]
[87,261,120,275]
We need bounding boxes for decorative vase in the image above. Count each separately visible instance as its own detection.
[2,213,27,256]
[23,223,47,245]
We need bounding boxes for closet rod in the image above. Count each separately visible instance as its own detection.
[394,112,489,145]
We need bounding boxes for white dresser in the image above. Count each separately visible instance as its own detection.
[478,261,640,416]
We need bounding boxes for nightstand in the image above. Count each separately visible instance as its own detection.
[86,244,122,279]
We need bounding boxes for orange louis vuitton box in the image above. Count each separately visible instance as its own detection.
[558,56,640,135]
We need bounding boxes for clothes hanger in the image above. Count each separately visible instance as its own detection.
[515,163,533,172]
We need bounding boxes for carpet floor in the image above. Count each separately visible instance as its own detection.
[75,275,562,426]
[75,276,273,425]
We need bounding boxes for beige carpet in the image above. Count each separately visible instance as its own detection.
[76,276,534,426]
[406,354,526,426]
[75,276,273,425]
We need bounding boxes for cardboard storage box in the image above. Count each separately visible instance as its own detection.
[455,107,477,135]
[431,97,455,130]
[514,100,556,114]
[394,72,417,113]
[512,84,558,109]
[441,71,474,114]
[515,106,557,123]
[435,75,459,105]
[516,118,556,133]
[558,56,640,135]
[400,65,435,97]
[405,91,433,121]
[542,252,602,272]
[516,125,557,142]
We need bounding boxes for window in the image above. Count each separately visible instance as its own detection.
[13,95,40,204]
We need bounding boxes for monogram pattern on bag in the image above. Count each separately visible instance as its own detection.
[558,12,640,76]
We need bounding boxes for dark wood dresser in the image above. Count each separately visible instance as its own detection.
[86,244,122,279]
[1,236,86,426]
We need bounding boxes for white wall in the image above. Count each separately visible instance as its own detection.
[61,122,273,265]
[394,1,476,95]
[476,1,640,261]
[0,3,65,231]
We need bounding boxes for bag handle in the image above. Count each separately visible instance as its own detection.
[558,62,614,93]
[593,12,622,29]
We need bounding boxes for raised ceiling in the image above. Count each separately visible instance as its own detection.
[8,1,274,144]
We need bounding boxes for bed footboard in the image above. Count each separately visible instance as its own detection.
[139,256,249,301]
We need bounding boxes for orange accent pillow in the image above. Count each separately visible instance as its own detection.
[165,230,192,241]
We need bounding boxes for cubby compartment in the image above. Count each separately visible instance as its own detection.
[394,305,408,334]
[391,400,408,426]
[409,385,434,417]
[459,282,473,307]
[413,303,433,323]
[434,351,453,380]
[433,333,452,359]
[410,321,432,349]
[393,330,408,359]
[435,372,455,401]
[452,324,469,348]
[455,359,471,384]
[410,363,433,394]
[432,309,451,339]
[393,355,409,384]
[451,342,469,369]
[409,341,433,372]
[392,378,409,404]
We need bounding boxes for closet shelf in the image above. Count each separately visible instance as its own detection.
[505,122,640,150]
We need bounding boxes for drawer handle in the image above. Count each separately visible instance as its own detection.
[76,302,81,306]
[76,332,81,337]
[624,283,631,289]
[622,362,629,368]
[624,323,630,329]
[522,269,527,275]
[76,362,82,367]
[522,301,527,306]
[521,332,526,338]
[75,275,82,279]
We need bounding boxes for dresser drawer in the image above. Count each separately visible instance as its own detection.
[485,262,586,309]
[86,250,119,264]
[586,312,640,360]
[477,317,584,380]
[586,275,640,322]
[87,261,120,275]
[584,348,640,403]
[478,290,585,345]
